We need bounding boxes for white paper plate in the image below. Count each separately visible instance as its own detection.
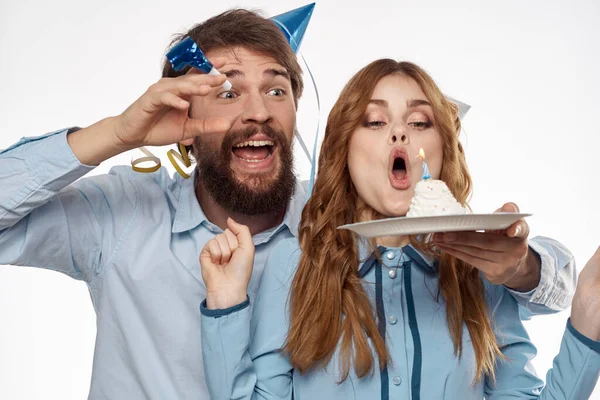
[338,213,531,238]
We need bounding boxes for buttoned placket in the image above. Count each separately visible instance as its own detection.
[380,249,411,399]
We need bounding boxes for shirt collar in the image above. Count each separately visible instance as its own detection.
[357,239,438,278]
[280,179,308,237]
[171,170,206,233]
[171,171,308,237]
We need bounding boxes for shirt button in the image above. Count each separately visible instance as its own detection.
[388,315,398,325]
[392,376,402,386]
[385,251,395,260]
[388,269,397,279]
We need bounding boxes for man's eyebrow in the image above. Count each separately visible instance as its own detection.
[264,68,290,80]
[221,69,244,79]
[219,68,289,81]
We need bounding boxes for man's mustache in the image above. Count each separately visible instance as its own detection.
[222,124,289,150]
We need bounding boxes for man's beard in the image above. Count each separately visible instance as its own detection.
[194,124,297,217]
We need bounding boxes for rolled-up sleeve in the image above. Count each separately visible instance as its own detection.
[505,236,576,318]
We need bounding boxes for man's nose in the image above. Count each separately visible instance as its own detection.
[241,92,272,125]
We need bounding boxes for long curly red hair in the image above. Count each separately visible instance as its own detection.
[284,59,502,384]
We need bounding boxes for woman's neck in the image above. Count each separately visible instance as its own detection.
[376,235,410,248]
[357,202,410,248]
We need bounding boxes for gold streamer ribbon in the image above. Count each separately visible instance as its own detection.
[166,143,192,179]
[131,147,161,174]
[131,143,192,178]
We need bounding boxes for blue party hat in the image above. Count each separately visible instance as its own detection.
[270,3,318,195]
[270,3,315,53]
[446,95,471,120]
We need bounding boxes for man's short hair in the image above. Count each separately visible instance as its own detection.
[162,9,304,105]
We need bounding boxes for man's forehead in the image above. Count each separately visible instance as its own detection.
[206,46,285,72]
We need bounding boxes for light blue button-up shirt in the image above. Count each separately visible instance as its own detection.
[200,239,600,400]
[0,129,307,399]
[0,129,577,399]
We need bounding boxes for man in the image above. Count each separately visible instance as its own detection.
[0,7,576,400]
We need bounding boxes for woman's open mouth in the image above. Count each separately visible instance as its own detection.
[389,148,411,190]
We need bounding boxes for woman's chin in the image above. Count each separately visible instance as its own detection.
[372,205,409,219]
[356,196,410,220]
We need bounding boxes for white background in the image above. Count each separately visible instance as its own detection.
[1,0,599,398]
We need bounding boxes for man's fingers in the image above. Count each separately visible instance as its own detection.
[208,57,228,70]
[151,74,225,97]
[172,72,227,87]
[140,90,187,114]
[184,117,231,138]
[141,74,227,115]
[158,92,190,110]
[143,84,207,115]
[166,82,213,100]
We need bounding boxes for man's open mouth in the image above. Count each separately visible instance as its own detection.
[232,139,276,163]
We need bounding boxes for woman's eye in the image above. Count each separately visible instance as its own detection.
[365,120,386,128]
[408,121,432,130]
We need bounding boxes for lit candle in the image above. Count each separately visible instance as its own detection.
[418,148,431,180]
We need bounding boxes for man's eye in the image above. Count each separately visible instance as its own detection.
[218,91,237,99]
[268,89,286,96]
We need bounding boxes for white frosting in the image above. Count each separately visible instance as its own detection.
[406,179,466,217]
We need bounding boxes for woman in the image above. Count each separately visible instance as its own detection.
[199,59,600,399]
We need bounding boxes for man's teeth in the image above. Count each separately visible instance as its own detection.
[233,140,275,148]
[239,156,271,163]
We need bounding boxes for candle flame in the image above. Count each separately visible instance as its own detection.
[418,148,425,159]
